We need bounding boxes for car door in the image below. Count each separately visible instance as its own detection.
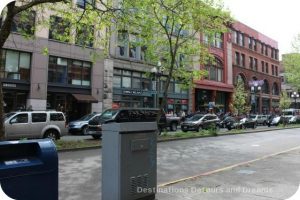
[5,113,30,139]
[31,113,47,138]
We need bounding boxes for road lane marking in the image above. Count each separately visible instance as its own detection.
[158,145,300,187]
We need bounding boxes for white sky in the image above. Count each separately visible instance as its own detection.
[223,0,300,56]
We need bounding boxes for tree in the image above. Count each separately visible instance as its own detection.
[279,91,291,112]
[283,34,300,89]
[0,0,118,139]
[120,0,232,119]
[229,80,250,116]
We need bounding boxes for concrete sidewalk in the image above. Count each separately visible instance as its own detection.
[156,148,300,200]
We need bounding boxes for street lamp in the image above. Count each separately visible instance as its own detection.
[291,91,299,109]
[151,61,163,108]
[250,83,261,114]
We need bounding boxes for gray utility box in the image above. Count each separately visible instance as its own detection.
[102,121,157,200]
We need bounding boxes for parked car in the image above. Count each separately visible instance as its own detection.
[4,111,67,140]
[165,114,181,131]
[86,108,167,139]
[226,117,257,130]
[68,112,101,135]
[181,114,220,132]
[288,115,300,124]
[219,116,236,128]
[249,114,268,125]
[266,115,288,127]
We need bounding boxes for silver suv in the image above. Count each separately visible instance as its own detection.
[249,114,268,125]
[4,111,67,140]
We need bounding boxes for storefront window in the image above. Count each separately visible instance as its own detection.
[49,56,91,86]
[132,77,141,89]
[2,50,31,81]
[122,76,131,88]
[113,76,121,88]
[175,83,181,93]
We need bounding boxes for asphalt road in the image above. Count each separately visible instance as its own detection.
[59,128,300,200]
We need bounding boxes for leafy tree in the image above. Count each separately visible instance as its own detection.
[229,80,250,116]
[120,0,232,119]
[279,91,291,112]
[0,0,118,139]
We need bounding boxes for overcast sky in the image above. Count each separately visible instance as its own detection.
[223,0,300,56]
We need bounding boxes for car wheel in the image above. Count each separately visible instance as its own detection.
[92,135,101,139]
[44,129,59,140]
[82,126,88,135]
[170,123,177,131]
[196,126,202,132]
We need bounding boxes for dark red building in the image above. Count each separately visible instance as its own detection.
[191,21,281,114]
[230,21,281,114]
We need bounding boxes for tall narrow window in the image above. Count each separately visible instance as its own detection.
[241,54,245,67]
[75,24,94,47]
[49,16,70,42]
[11,10,35,35]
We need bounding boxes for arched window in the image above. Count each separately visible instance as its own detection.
[272,82,279,95]
[261,79,269,94]
[205,58,224,82]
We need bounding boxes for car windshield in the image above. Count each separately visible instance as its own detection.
[188,114,203,121]
[249,115,256,119]
[4,112,16,121]
[79,113,97,121]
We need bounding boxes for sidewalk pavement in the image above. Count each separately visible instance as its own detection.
[156,148,300,200]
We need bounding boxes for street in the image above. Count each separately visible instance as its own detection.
[59,128,300,200]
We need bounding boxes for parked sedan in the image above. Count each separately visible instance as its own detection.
[68,112,101,135]
[181,114,220,132]
[226,117,257,130]
[288,115,300,124]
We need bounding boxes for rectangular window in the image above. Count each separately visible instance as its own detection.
[253,39,257,51]
[117,31,128,57]
[271,65,274,75]
[266,63,269,74]
[129,34,137,58]
[241,54,245,67]
[32,113,47,123]
[235,52,240,65]
[217,68,223,82]
[49,56,91,86]
[49,16,70,42]
[122,77,131,88]
[132,77,141,89]
[233,30,238,44]
[210,67,216,81]
[75,24,94,47]
[175,83,181,93]
[261,61,265,72]
[113,76,121,88]
[275,66,278,76]
[249,57,253,69]
[254,58,258,71]
[261,44,264,54]
[248,37,252,49]
[11,10,35,35]
[238,32,244,46]
[265,46,268,56]
[50,113,64,121]
[2,49,31,81]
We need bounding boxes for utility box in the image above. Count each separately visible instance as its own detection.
[0,139,58,200]
[102,108,158,200]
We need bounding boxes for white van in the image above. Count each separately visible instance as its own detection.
[4,111,68,140]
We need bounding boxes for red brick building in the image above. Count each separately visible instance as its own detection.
[230,21,281,114]
[191,21,281,114]
[192,33,234,113]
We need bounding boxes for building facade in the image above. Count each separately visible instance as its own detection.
[191,33,234,114]
[230,21,281,114]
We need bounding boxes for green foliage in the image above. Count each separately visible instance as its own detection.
[230,80,249,115]
[279,91,291,111]
[283,53,300,89]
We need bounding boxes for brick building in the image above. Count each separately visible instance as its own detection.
[230,21,281,114]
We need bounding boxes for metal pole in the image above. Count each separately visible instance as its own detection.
[153,75,157,108]
[156,76,160,108]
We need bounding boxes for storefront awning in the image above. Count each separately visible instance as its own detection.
[72,94,98,103]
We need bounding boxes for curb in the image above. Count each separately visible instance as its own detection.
[57,126,300,153]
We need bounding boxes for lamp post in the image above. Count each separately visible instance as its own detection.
[291,91,299,109]
[250,83,261,114]
[151,61,163,108]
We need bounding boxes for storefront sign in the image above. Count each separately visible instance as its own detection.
[2,83,17,88]
[122,90,143,95]
[167,99,174,104]
[181,99,188,104]
[248,80,264,86]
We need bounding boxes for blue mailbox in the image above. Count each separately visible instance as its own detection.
[0,139,58,200]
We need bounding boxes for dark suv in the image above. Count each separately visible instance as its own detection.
[181,114,220,132]
[86,108,167,139]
